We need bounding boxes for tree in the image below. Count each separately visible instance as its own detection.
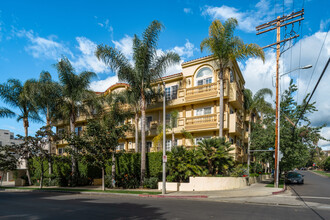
[31,71,62,177]
[243,88,273,174]
[0,145,18,186]
[82,93,131,190]
[196,137,234,175]
[54,57,97,184]
[0,107,15,118]
[22,127,57,189]
[95,20,180,185]
[0,79,42,185]
[200,18,265,137]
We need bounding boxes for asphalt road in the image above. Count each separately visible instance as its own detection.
[289,170,330,205]
[1,191,329,220]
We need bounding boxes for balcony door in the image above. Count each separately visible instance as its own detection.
[195,67,213,86]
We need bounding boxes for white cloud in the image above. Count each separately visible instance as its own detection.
[201,0,274,32]
[72,36,109,73]
[14,29,72,59]
[89,75,118,92]
[172,39,196,58]
[241,29,330,148]
[183,8,193,14]
[97,19,114,33]
[112,35,133,58]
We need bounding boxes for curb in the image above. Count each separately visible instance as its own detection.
[272,188,286,195]
[139,194,208,199]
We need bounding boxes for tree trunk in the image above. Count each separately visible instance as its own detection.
[247,114,252,178]
[23,118,32,186]
[102,167,105,191]
[0,171,4,186]
[69,114,77,186]
[40,161,44,189]
[135,113,139,153]
[219,71,224,138]
[111,153,116,188]
[46,108,53,177]
[140,94,146,186]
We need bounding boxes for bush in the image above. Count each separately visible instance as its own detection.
[230,164,247,177]
[144,177,159,189]
[323,157,330,171]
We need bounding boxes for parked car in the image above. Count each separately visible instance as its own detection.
[285,171,304,184]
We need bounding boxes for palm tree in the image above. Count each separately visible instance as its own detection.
[54,57,96,184]
[32,71,62,175]
[196,137,234,175]
[200,18,265,138]
[119,89,141,153]
[243,88,273,176]
[0,107,15,118]
[0,79,42,185]
[95,20,180,185]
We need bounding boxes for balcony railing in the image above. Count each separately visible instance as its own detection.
[185,82,218,102]
[185,114,217,130]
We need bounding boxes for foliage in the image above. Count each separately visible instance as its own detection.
[144,177,159,189]
[323,157,330,171]
[230,164,247,177]
[181,129,194,146]
[0,145,18,184]
[96,20,180,185]
[167,146,205,182]
[196,137,234,175]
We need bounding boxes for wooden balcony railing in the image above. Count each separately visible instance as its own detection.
[186,82,217,96]
[185,114,218,130]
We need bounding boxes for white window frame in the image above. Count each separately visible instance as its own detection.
[194,136,211,145]
[195,67,213,86]
[116,143,125,151]
[195,106,212,116]
[165,85,179,100]
[165,139,177,152]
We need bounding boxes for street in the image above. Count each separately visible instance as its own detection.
[288,170,330,212]
[0,190,329,220]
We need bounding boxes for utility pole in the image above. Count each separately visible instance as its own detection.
[256,9,304,188]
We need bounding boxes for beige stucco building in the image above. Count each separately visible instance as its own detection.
[55,56,250,162]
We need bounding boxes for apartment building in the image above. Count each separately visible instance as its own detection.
[55,56,250,162]
[0,129,23,146]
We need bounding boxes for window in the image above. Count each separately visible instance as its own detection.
[230,108,234,114]
[229,137,234,144]
[75,127,82,136]
[165,85,179,100]
[194,137,211,145]
[58,148,64,155]
[166,113,177,127]
[165,139,177,152]
[4,132,9,135]
[10,134,14,139]
[195,107,212,116]
[116,143,125,151]
[146,142,152,152]
[0,141,2,146]
[146,116,152,130]
[195,67,213,86]
[57,128,64,138]
[230,70,234,83]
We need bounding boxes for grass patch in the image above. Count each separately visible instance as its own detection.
[265,180,284,188]
[0,187,161,195]
[313,170,330,178]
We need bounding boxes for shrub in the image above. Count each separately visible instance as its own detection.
[230,164,247,177]
[144,177,159,189]
[323,157,330,171]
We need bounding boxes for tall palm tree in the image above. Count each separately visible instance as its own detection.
[0,79,42,185]
[200,18,265,138]
[32,71,62,175]
[243,88,273,176]
[96,20,180,185]
[54,57,96,184]
[0,107,15,118]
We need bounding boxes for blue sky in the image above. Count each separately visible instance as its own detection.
[0,0,329,149]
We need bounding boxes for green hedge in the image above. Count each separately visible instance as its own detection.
[29,152,163,188]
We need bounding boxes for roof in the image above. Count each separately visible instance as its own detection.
[182,55,213,64]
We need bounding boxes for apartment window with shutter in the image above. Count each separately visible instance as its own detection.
[165,85,178,100]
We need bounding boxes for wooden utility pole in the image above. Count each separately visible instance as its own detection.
[256,9,304,188]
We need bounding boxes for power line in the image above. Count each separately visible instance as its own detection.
[295,57,330,126]
[303,25,329,101]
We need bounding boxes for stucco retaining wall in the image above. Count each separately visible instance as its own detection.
[158,175,271,192]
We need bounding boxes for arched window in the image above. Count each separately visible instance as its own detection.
[195,67,213,86]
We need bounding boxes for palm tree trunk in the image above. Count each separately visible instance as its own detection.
[247,115,252,178]
[46,108,52,177]
[111,152,116,188]
[102,167,105,191]
[219,71,224,138]
[69,114,77,186]
[24,118,32,186]
[140,94,146,186]
[135,113,139,153]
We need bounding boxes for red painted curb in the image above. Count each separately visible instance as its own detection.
[139,194,208,198]
[272,188,286,195]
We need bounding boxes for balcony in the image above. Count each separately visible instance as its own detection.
[229,113,243,136]
[229,82,244,109]
[223,112,229,129]
[185,114,218,131]
[184,82,218,102]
